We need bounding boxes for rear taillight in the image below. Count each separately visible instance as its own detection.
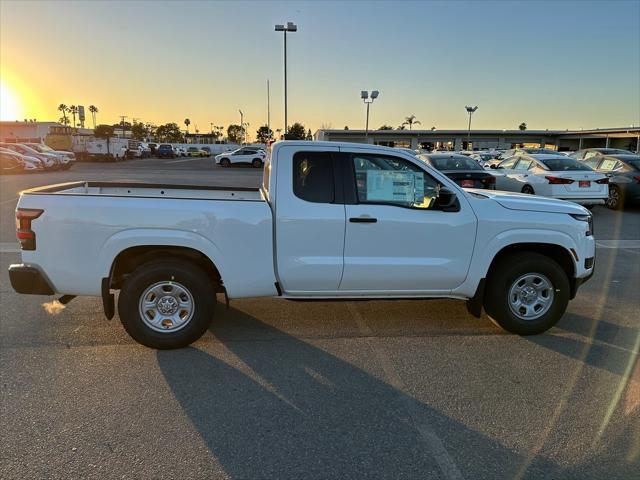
[595,178,609,184]
[633,176,640,184]
[482,176,496,184]
[545,176,574,184]
[16,208,43,250]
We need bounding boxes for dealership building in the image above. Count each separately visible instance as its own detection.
[314,127,640,152]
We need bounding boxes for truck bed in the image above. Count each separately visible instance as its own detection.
[21,181,264,202]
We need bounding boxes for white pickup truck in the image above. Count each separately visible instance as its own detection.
[9,141,595,349]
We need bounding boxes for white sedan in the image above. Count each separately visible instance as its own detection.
[215,147,266,168]
[490,154,609,206]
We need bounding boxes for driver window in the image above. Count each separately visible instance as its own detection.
[514,159,533,171]
[599,159,619,171]
[498,157,517,169]
[351,154,439,209]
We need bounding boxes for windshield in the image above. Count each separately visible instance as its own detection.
[429,156,483,171]
[540,157,593,171]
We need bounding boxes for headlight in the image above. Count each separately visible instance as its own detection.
[570,213,593,236]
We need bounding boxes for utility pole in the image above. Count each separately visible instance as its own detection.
[119,115,127,139]
[267,79,271,138]
[275,22,297,138]
[239,110,244,144]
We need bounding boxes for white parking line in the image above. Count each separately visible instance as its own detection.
[166,158,199,164]
[596,240,640,249]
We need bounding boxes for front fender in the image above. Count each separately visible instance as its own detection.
[452,228,579,298]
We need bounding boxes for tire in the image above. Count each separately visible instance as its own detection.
[220,158,230,167]
[484,252,569,335]
[118,259,216,349]
[252,158,263,168]
[606,185,624,210]
[521,185,535,195]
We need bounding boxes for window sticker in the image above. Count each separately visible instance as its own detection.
[366,170,424,204]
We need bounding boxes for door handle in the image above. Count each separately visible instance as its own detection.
[349,217,377,223]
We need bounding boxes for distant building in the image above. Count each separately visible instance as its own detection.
[314,127,640,152]
[0,120,93,143]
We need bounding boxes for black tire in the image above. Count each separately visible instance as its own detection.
[606,185,624,210]
[118,259,216,349]
[484,252,569,335]
[220,158,230,167]
[252,158,263,168]
[521,185,535,195]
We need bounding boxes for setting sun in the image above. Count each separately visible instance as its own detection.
[0,80,21,121]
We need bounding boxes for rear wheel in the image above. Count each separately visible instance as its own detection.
[118,259,216,349]
[220,158,230,167]
[484,252,569,335]
[521,185,535,195]
[606,185,624,210]
[252,158,263,168]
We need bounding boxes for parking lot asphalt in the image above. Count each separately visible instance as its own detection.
[1,157,638,479]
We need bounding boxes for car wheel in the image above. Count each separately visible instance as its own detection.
[521,185,535,195]
[252,158,263,168]
[220,158,230,167]
[606,185,624,210]
[484,252,569,335]
[118,259,216,349]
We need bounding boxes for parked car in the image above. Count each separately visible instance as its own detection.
[470,152,498,167]
[175,146,187,157]
[0,151,25,173]
[417,153,496,189]
[147,143,158,155]
[24,143,75,169]
[215,147,266,167]
[0,147,44,171]
[187,147,207,157]
[491,154,608,206]
[499,148,564,159]
[570,148,634,160]
[201,146,212,157]
[581,154,640,209]
[0,143,59,169]
[156,144,175,158]
[138,143,152,158]
[8,141,596,349]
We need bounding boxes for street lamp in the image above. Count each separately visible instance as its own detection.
[239,110,244,144]
[275,21,297,138]
[465,105,478,149]
[361,90,379,141]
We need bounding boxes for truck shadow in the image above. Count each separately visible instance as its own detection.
[156,306,569,479]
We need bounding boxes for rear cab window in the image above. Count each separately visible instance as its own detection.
[292,151,335,203]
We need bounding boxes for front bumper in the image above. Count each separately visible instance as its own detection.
[8,264,55,295]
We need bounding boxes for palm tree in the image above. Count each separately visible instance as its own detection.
[69,105,78,128]
[58,104,69,125]
[184,118,191,135]
[402,115,421,130]
[89,105,98,129]
[519,122,527,131]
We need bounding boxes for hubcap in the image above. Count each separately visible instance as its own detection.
[138,281,194,333]
[508,273,554,321]
[608,188,618,208]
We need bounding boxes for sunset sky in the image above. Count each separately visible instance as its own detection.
[1,0,639,133]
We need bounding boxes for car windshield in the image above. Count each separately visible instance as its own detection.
[429,156,483,171]
[540,157,593,171]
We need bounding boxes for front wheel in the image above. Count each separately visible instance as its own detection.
[118,259,216,349]
[252,158,263,168]
[484,252,569,335]
[219,158,230,167]
[521,185,535,195]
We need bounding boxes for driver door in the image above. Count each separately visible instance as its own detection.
[339,150,477,294]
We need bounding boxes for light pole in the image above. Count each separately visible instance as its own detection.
[361,90,379,140]
[275,21,297,138]
[465,105,478,149]
[239,110,244,144]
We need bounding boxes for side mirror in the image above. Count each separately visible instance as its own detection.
[436,187,459,212]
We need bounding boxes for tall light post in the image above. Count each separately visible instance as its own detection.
[465,105,478,149]
[239,109,244,144]
[361,90,379,140]
[275,21,297,138]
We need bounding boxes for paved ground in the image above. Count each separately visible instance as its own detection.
[1,157,638,479]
